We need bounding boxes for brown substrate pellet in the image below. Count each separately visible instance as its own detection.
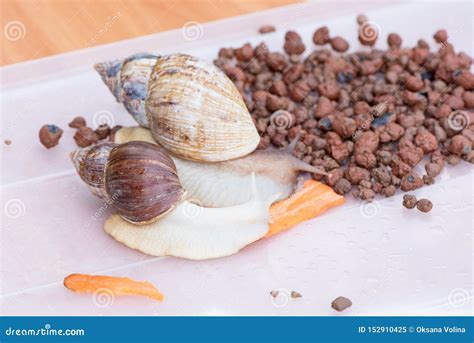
[416,198,433,212]
[39,124,63,149]
[68,116,87,129]
[331,296,352,311]
[73,126,98,147]
[291,291,302,298]
[214,15,473,201]
[402,194,418,209]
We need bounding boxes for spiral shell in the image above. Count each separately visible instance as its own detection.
[105,141,185,224]
[145,54,259,162]
[96,53,259,162]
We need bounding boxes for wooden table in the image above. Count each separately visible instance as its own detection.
[0,0,298,66]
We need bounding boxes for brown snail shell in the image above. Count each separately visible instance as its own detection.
[105,141,185,224]
[71,141,185,225]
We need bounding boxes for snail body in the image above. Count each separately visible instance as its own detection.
[104,175,276,260]
[71,141,185,225]
[95,53,259,162]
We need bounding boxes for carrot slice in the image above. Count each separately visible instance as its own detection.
[64,274,164,301]
[266,180,345,238]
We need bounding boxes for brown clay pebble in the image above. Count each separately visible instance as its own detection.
[270,290,279,298]
[259,25,276,34]
[433,29,448,43]
[39,124,63,149]
[448,135,471,156]
[403,194,417,209]
[291,291,302,299]
[313,26,330,45]
[331,296,352,312]
[401,173,424,191]
[68,116,87,129]
[330,37,349,52]
[213,15,473,203]
[387,33,402,48]
[4,139,12,145]
[284,31,305,55]
[74,127,99,147]
[416,199,433,213]
[95,124,110,140]
[334,178,352,195]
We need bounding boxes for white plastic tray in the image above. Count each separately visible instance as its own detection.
[0,1,473,316]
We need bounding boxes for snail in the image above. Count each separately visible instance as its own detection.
[95,53,259,162]
[82,53,327,259]
[71,141,185,225]
[71,142,275,259]
[112,126,328,207]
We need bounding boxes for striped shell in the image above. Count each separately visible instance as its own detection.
[94,53,158,127]
[145,54,260,162]
[71,141,185,225]
[105,141,185,224]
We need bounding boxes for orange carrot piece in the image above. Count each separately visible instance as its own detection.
[266,180,345,238]
[64,274,164,301]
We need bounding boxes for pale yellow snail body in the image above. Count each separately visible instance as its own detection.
[71,142,275,260]
[95,53,260,162]
[104,177,276,260]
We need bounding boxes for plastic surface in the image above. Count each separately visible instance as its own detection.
[0,1,472,315]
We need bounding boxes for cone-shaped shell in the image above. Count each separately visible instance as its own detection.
[145,54,260,162]
[94,53,158,127]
